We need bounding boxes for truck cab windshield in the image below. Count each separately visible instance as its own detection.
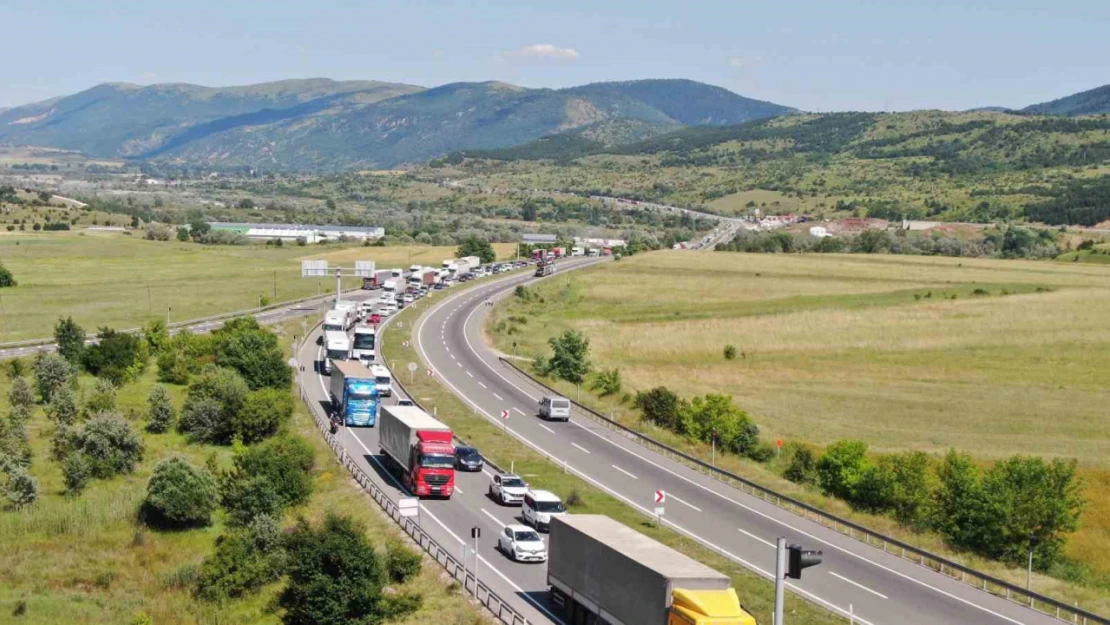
[535,500,566,513]
[326,349,348,361]
[353,334,375,350]
[349,389,375,400]
[419,453,455,469]
[375,376,391,385]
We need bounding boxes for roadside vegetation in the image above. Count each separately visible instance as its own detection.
[488,251,1110,607]
[0,314,482,624]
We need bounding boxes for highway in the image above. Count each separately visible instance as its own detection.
[407,259,1068,625]
[296,277,571,625]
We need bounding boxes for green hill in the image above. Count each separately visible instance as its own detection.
[0,79,424,159]
[0,78,793,170]
[435,110,1110,226]
[1022,84,1110,116]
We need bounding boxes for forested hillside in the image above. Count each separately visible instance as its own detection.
[436,110,1110,226]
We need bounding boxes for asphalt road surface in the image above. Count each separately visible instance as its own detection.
[410,259,1068,625]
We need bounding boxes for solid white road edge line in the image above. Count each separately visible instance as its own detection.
[831,572,890,600]
[453,294,1029,625]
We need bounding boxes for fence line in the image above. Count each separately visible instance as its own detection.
[498,357,1105,625]
[295,321,530,625]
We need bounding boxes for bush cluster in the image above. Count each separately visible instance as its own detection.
[785,440,1085,569]
[634,387,765,460]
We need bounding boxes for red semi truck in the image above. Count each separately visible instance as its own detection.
[379,405,456,498]
[362,269,393,290]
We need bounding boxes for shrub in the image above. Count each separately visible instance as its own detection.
[723,344,737,360]
[565,488,584,508]
[221,474,284,526]
[146,385,177,434]
[62,452,91,497]
[143,457,219,528]
[142,319,170,354]
[635,387,682,431]
[882,451,936,529]
[71,412,144,479]
[54,316,86,365]
[783,443,818,485]
[279,514,419,625]
[179,367,249,444]
[83,327,148,385]
[679,394,760,456]
[3,466,38,508]
[84,377,118,415]
[592,368,622,397]
[210,317,292,391]
[231,435,314,507]
[747,442,776,463]
[7,377,34,410]
[386,543,423,583]
[0,263,16,288]
[34,352,73,403]
[5,358,27,380]
[538,330,591,384]
[45,385,79,426]
[0,409,32,468]
[232,388,293,444]
[816,440,871,501]
[195,524,285,601]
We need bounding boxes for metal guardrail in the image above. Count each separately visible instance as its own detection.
[0,287,359,352]
[498,357,1107,625]
[295,321,529,625]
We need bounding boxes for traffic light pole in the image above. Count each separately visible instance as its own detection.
[775,537,786,625]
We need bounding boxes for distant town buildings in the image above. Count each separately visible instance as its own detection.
[207,222,384,243]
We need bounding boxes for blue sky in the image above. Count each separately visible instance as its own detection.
[1,0,1106,111]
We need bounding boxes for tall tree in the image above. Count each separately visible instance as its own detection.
[54,316,87,365]
[456,235,496,264]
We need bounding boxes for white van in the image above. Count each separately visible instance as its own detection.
[522,490,567,532]
[322,330,350,375]
[390,268,403,278]
[538,396,571,421]
[382,280,398,296]
[370,364,393,397]
[323,309,346,333]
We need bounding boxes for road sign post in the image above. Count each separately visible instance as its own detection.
[654,490,665,526]
[470,526,481,599]
[776,438,783,458]
[407,361,417,383]
[501,409,509,435]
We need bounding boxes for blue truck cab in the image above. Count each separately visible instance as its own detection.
[329,360,380,426]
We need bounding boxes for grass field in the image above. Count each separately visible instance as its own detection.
[488,250,1110,591]
[382,289,845,625]
[0,231,513,341]
[0,320,484,624]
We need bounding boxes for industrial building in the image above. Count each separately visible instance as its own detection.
[207,222,384,243]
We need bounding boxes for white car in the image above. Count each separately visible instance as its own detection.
[522,490,567,532]
[378,305,394,318]
[488,473,528,506]
[497,524,547,563]
[402,293,415,304]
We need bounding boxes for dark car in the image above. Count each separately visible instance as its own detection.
[455,445,484,472]
[434,283,446,290]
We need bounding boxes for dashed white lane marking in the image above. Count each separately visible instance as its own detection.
[481,508,506,528]
[466,371,474,378]
[478,381,487,388]
[512,407,526,416]
[610,464,638,480]
[738,527,776,548]
[493,393,503,401]
[669,493,702,512]
[830,572,890,600]
[537,423,555,434]
[571,443,591,454]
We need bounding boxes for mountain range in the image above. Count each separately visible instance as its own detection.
[0,78,792,170]
[0,78,1106,171]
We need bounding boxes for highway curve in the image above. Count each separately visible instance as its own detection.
[411,258,1066,625]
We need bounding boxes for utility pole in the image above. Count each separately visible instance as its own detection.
[147,285,152,312]
[166,307,171,326]
[273,269,277,300]
[774,540,823,624]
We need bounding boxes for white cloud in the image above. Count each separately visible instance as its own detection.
[501,44,580,61]
[727,55,764,68]
[141,72,159,81]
